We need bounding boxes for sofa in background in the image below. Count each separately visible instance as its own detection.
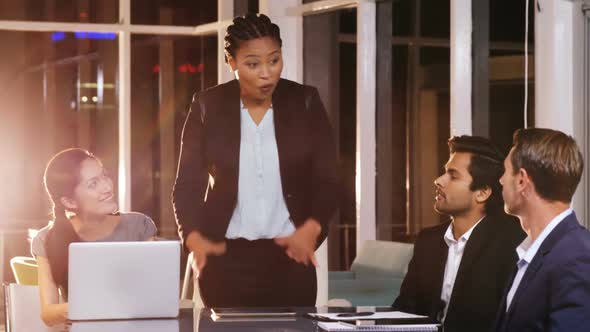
[328,240,414,306]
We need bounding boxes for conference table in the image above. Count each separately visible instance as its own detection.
[61,307,438,332]
[65,307,326,332]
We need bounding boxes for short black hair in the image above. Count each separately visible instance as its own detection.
[224,13,282,63]
[448,136,506,215]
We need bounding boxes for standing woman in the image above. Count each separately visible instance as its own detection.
[172,13,339,307]
[31,148,157,326]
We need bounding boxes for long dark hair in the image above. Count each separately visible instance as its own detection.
[224,13,282,63]
[44,148,97,294]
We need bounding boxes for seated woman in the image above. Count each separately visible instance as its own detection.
[31,148,157,326]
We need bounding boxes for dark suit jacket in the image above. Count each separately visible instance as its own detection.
[392,215,525,332]
[172,78,339,248]
[493,212,590,332]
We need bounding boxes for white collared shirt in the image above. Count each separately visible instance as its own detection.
[505,208,573,311]
[225,102,296,240]
[440,218,483,321]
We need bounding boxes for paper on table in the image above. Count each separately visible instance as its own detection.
[317,321,439,331]
[310,311,428,321]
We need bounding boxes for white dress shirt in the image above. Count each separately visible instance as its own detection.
[505,208,573,311]
[440,218,483,321]
[225,102,296,240]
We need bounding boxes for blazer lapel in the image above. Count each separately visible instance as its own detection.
[505,213,580,318]
[271,79,293,178]
[430,224,450,318]
[445,217,492,317]
[501,239,547,329]
[453,217,493,286]
[504,251,544,315]
[219,79,241,183]
[494,266,519,332]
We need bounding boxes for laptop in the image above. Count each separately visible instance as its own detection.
[68,241,180,321]
[69,319,179,332]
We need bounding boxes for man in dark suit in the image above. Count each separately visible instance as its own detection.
[494,128,590,332]
[393,136,524,332]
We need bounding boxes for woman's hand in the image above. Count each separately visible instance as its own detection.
[186,231,226,276]
[275,219,322,266]
[37,257,69,326]
[58,303,68,321]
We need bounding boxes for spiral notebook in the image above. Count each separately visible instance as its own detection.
[317,321,439,331]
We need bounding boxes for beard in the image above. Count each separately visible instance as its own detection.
[434,199,470,217]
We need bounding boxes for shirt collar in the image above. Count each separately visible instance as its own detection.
[516,208,573,264]
[443,217,484,247]
[240,100,273,110]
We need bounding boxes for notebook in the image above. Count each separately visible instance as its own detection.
[210,307,297,318]
[210,307,298,322]
[68,241,181,320]
[317,321,439,331]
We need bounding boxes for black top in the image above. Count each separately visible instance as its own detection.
[172,78,339,249]
[393,214,525,332]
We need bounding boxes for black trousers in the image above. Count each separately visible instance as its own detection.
[198,238,317,308]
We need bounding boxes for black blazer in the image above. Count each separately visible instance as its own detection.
[172,78,339,248]
[392,215,525,332]
[493,212,590,332]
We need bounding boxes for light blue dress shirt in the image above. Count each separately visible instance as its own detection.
[225,102,296,240]
[505,208,573,311]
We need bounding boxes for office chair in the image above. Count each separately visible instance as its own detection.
[10,256,38,286]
